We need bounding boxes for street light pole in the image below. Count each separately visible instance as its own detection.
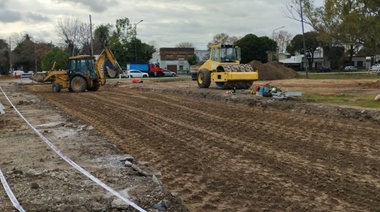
[9,37,12,73]
[272,26,285,61]
[134,20,143,62]
[300,1,308,79]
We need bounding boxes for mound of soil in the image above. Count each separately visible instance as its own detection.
[248,61,299,80]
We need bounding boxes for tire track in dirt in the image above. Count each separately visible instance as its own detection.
[114,90,380,174]
[37,91,320,210]
[121,90,380,157]
[99,89,380,210]
[35,88,380,210]
[40,92,346,211]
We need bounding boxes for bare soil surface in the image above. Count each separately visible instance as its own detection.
[1,77,380,212]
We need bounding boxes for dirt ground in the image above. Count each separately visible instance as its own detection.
[1,76,380,212]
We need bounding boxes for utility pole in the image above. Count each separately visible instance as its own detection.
[300,0,308,79]
[134,20,143,62]
[9,37,12,73]
[89,15,93,56]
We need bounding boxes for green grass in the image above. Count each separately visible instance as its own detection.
[303,92,380,109]
[298,71,380,80]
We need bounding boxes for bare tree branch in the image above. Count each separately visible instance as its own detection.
[56,17,81,55]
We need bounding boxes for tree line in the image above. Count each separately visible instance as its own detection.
[285,0,380,69]
[0,17,156,75]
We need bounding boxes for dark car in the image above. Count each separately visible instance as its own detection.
[316,66,332,72]
[344,66,358,71]
[163,70,177,77]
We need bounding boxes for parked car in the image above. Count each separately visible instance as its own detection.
[119,71,129,78]
[163,69,177,77]
[369,64,380,75]
[344,66,358,71]
[13,70,34,79]
[316,66,332,72]
[369,64,380,71]
[126,70,149,78]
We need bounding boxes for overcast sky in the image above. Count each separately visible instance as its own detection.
[0,0,323,50]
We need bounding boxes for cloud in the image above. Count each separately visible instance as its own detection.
[0,0,319,49]
[26,12,51,23]
[54,0,120,13]
[0,9,22,23]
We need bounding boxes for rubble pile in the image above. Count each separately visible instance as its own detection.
[248,61,299,80]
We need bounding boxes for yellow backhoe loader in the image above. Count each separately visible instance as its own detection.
[194,44,258,89]
[30,47,122,92]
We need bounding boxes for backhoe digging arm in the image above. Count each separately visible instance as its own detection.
[95,48,123,85]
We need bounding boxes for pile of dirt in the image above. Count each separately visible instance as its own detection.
[248,61,299,80]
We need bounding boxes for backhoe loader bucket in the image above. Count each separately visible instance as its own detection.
[106,66,118,78]
[30,72,47,83]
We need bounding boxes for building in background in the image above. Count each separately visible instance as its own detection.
[150,48,194,74]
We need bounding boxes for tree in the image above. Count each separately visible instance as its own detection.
[41,47,69,71]
[0,39,10,74]
[287,31,320,69]
[107,17,155,65]
[93,24,112,53]
[33,42,54,72]
[56,17,92,56]
[187,54,198,65]
[12,34,35,71]
[207,33,240,49]
[285,0,380,65]
[176,42,194,48]
[137,41,156,63]
[323,46,345,69]
[77,22,92,55]
[235,34,275,63]
[115,18,133,42]
[273,30,292,53]
[11,34,55,72]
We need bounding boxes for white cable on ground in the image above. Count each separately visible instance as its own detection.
[0,169,26,212]
[0,86,146,212]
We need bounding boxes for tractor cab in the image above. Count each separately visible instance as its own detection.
[68,55,97,79]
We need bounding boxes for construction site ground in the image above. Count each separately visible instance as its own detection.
[1,75,380,212]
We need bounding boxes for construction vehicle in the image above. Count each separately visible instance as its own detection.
[30,48,122,92]
[194,44,258,89]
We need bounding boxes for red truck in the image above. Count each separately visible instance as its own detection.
[129,63,164,77]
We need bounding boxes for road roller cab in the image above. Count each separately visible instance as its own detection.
[197,44,258,89]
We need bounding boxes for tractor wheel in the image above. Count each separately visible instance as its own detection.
[88,80,100,92]
[197,69,211,88]
[52,83,61,93]
[70,76,87,92]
